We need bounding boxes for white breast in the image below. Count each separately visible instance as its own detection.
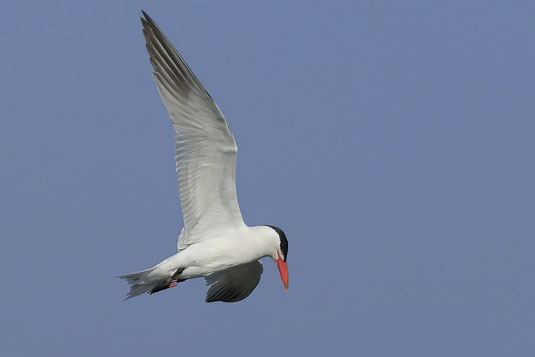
[157,226,277,279]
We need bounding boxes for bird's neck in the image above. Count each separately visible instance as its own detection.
[247,225,279,260]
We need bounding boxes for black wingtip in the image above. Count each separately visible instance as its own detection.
[141,10,155,25]
[140,10,149,26]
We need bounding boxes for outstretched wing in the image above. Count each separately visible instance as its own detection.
[140,12,245,249]
[204,261,263,303]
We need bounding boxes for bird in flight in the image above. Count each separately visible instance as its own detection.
[118,11,289,303]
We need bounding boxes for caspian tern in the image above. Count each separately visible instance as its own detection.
[118,11,289,303]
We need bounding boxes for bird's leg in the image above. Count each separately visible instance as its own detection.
[149,268,186,295]
[168,267,185,288]
[171,267,185,280]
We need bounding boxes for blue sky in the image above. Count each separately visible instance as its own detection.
[1,1,534,356]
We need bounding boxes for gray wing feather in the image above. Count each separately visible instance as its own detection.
[205,261,263,303]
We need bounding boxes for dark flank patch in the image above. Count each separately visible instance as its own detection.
[267,225,288,262]
[149,267,185,295]
[149,282,172,295]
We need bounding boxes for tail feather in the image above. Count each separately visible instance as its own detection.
[117,267,162,300]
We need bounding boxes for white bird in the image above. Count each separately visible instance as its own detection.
[118,11,289,303]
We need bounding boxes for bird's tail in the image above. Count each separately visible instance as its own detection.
[117,267,162,300]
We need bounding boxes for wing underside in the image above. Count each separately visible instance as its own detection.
[140,11,245,249]
[204,261,263,303]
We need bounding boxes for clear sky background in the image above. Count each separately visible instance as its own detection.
[1,1,534,356]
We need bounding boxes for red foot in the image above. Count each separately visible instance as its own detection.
[169,282,178,288]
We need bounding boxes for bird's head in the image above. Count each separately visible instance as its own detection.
[267,225,289,290]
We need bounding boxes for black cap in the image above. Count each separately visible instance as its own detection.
[267,225,288,262]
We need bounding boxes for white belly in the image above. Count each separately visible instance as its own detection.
[155,229,269,279]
